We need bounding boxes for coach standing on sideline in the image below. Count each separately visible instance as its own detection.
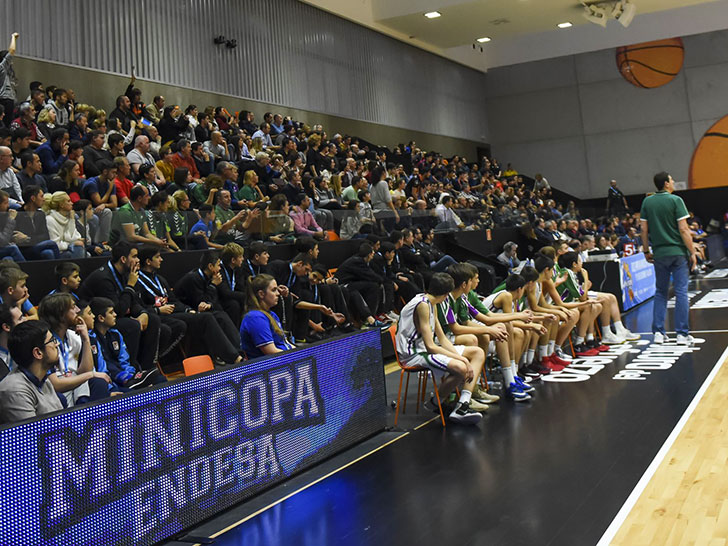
[640,171,697,345]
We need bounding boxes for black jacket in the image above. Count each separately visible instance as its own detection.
[219,264,247,305]
[134,270,191,313]
[15,209,51,246]
[336,256,383,284]
[79,262,145,318]
[173,269,221,310]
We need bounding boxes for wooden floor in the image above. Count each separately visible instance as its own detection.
[610,347,728,545]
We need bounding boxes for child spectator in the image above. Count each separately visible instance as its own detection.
[0,263,37,318]
[51,261,81,300]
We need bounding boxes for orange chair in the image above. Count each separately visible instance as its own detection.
[183,355,215,376]
[389,324,446,427]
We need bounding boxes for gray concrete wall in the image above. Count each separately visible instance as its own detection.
[486,29,728,199]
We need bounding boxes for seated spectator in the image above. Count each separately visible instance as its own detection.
[84,297,162,390]
[0,146,22,207]
[341,175,366,203]
[0,301,24,373]
[165,190,199,250]
[189,204,221,249]
[11,104,43,148]
[50,261,81,300]
[165,166,193,196]
[189,173,221,208]
[68,113,90,145]
[203,131,229,161]
[126,135,158,177]
[135,246,241,365]
[145,191,179,251]
[48,159,83,202]
[290,192,326,240]
[138,162,166,197]
[81,158,117,239]
[0,190,26,261]
[0,321,64,423]
[36,128,69,175]
[15,185,60,260]
[109,185,166,247]
[38,293,111,407]
[237,169,267,206]
[214,189,258,246]
[45,88,71,127]
[145,95,164,125]
[244,241,270,277]
[82,129,111,177]
[497,242,521,271]
[435,195,465,230]
[158,105,189,145]
[73,199,111,256]
[169,139,201,182]
[217,242,247,326]
[10,127,31,169]
[43,191,85,258]
[264,194,295,244]
[16,151,47,192]
[0,263,36,318]
[240,274,295,358]
[105,132,126,161]
[340,200,363,240]
[36,107,56,142]
[114,156,135,204]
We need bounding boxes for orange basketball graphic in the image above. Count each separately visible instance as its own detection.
[616,37,684,88]
[689,114,728,190]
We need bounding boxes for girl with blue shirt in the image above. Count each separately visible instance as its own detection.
[239,274,294,359]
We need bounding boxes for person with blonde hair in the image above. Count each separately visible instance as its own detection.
[43,191,85,258]
[240,274,294,358]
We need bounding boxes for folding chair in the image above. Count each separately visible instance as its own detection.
[389,324,447,427]
[182,355,215,376]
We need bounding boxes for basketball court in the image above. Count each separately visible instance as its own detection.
[160,274,728,546]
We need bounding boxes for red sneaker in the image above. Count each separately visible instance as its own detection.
[542,355,565,373]
[549,353,571,367]
[574,343,600,357]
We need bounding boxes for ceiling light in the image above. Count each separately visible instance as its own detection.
[424,11,441,19]
[557,22,573,28]
[582,4,608,27]
[476,37,491,43]
[616,1,637,27]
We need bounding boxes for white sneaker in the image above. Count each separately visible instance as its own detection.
[555,347,573,362]
[601,331,624,345]
[653,332,668,344]
[676,334,695,345]
[386,311,400,322]
[619,329,641,341]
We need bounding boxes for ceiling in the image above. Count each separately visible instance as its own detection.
[301,0,728,71]
[373,0,716,49]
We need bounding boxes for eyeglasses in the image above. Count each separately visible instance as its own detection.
[43,338,60,347]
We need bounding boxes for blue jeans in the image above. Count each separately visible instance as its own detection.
[22,240,61,261]
[652,255,689,336]
[431,255,458,273]
[0,244,26,262]
[60,244,85,259]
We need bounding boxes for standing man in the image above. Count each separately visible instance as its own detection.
[607,179,628,216]
[640,172,697,345]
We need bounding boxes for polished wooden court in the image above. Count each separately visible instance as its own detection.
[166,275,728,546]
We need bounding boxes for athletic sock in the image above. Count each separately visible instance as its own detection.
[586,333,595,342]
[527,349,536,364]
[519,352,528,365]
[614,320,624,333]
[538,345,549,359]
[575,336,584,345]
[548,340,555,355]
[458,389,472,405]
[510,361,517,376]
[502,365,515,385]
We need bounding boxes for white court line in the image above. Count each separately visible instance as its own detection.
[634,330,728,335]
[596,343,728,546]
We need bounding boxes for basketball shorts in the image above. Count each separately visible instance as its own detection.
[399,345,466,378]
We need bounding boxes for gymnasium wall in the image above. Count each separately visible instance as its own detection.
[0,0,489,156]
[486,29,728,200]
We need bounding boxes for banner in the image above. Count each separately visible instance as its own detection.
[619,252,656,310]
[0,330,385,546]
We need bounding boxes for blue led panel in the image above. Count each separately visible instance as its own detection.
[0,330,386,545]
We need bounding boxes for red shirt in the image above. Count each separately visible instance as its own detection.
[115,176,135,201]
[170,152,200,180]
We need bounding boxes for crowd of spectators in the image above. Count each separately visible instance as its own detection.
[0,31,716,425]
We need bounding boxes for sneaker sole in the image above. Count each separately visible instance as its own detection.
[449,413,483,425]
[510,394,532,402]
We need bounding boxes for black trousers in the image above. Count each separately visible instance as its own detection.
[0,99,15,127]
[116,313,162,371]
[342,281,380,319]
[222,298,244,328]
[171,311,241,363]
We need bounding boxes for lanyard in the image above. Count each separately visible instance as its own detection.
[108,261,125,291]
[313,283,318,302]
[223,266,235,291]
[138,271,165,296]
[287,264,295,288]
[53,332,70,374]
[0,346,12,371]
[246,260,257,277]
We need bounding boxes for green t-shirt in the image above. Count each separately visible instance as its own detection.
[214,206,237,244]
[236,185,258,203]
[145,210,170,239]
[559,269,583,303]
[465,290,488,318]
[110,203,147,244]
[436,294,456,334]
[341,185,359,203]
[640,190,689,258]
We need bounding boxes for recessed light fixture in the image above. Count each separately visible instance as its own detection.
[424,11,441,19]
[477,37,491,43]
[558,22,573,28]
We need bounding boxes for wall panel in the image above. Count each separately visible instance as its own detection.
[0,0,488,142]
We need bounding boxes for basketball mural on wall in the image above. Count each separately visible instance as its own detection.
[689,114,728,189]
[616,37,684,88]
